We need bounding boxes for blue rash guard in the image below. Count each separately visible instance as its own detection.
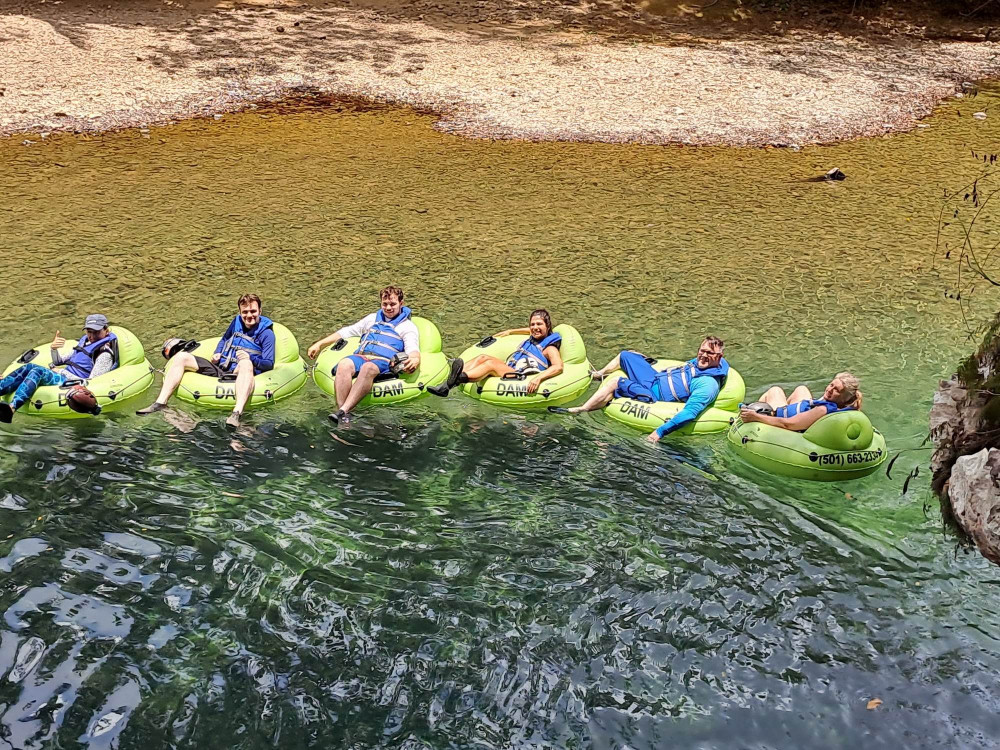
[654,376,722,438]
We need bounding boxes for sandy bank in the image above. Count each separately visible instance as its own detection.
[2,0,999,146]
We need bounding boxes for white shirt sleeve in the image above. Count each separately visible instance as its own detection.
[335,312,377,341]
[398,320,420,354]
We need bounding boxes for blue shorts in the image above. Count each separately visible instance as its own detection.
[337,355,392,376]
[614,350,660,402]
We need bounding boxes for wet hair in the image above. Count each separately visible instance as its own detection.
[380,285,405,303]
[702,335,724,352]
[238,293,262,311]
[529,309,553,337]
[834,371,863,410]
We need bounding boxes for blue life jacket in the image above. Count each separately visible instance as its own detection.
[775,399,854,419]
[218,315,274,371]
[356,306,412,360]
[653,358,729,402]
[507,332,561,371]
[63,332,119,379]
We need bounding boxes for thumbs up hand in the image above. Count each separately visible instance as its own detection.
[50,330,66,350]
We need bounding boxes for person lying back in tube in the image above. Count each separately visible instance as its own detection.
[306,285,421,426]
[427,309,564,397]
[550,336,729,443]
[738,373,862,432]
[136,293,275,428]
[0,313,115,422]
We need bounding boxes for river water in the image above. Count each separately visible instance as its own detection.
[2,90,1000,748]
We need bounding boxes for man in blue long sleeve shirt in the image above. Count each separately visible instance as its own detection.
[137,293,275,428]
[553,337,729,443]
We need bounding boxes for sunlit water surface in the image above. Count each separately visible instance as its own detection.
[2,90,1000,748]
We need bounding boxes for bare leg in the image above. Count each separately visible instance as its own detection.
[138,352,197,412]
[340,361,381,414]
[591,353,622,379]
[231,359,255,415]
[334,359,357,409]
[788,385,813,404]
[759,386,789,410]
[568,376,621,413]
[463,354,515,381]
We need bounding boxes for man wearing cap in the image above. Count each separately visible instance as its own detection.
[0,314,117,423]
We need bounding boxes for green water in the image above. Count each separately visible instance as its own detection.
[2,91,1000,748]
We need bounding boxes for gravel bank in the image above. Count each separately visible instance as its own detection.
[2,0,999,145]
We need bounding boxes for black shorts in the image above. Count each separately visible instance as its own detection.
[193,356,229,378]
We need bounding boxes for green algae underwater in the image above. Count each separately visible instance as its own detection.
[2,90,1000,748]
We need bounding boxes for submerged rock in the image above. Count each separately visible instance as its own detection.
[802,167,846,183]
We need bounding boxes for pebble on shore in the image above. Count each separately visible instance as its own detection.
[1,3,998,145]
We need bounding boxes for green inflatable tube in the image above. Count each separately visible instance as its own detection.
[0,326,154,419]
[727,410,888,481]
[457,324,592,409]
[174,322,308,409]
[313,316,448,406]
[604,358,746,435]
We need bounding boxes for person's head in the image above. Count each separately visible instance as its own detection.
[695,336,724,370]
[528,309,553,340]
[380,285,405,319]
[83,313,110,342]
[823,372,862,410]
[237,293,262,328]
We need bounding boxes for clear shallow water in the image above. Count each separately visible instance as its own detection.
[2,92,1000,748]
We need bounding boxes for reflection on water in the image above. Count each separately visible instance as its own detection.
[3,91,1000,747]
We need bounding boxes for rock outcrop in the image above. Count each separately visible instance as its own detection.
[930,377,986,495]
[931,368,1000,564]
[946,448,1000,564]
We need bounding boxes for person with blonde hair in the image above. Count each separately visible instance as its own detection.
[738,372,862,432]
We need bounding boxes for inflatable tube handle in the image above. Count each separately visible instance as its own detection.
[478,335,497,347]
[18,348,39,364]
[332,339,348,351]
[218,373,238,383]
[501,372,527,380]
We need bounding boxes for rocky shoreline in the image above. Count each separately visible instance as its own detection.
[2,0,1000,146]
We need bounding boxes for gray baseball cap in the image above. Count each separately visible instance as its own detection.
[83,314,109,331]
